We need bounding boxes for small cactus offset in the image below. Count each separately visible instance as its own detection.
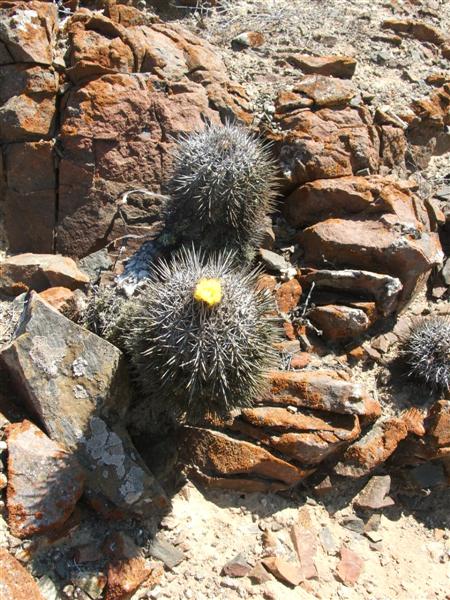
[165,122,279,259]
[125,246,279,424]
[403,316,450,390]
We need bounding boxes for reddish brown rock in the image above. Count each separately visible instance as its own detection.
[222,554,252,577]
[426,400,450,457]
[295,75,357,107]
[262,557,303,587]
[0,548,45,600]
[287,55,356,78]
[180,426,311,491]
[267,371,381,419]
[290,524,318,579]
[336,546,363,586]
[105,533,159,600]
[335,416,409,477]
[6,420,84,538]
[290,352,311,369]
[0,253,89,296]
[39,287,75,312]
[276,279,302,313]
[382,18,449,46]
[354,475,394,510]
[0,1,57,65]
[249,562,273,584]
[307,304,373,342]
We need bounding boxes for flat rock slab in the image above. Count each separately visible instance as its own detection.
[0,253,89,296]
[0,547,45,599]
[1,293,167,516]
[6,420,84,538]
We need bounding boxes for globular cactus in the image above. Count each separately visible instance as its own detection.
[164,122,279,260]
[82,285,131,348]
[403,316,450,390]
[124,246,279,424]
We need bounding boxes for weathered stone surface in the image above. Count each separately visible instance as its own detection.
[295,75,357,107]
[426,400,450,458]
[39,287,75,312]
[181,426,311,491]
[0,293,167,516]
[6,420,84,538]
[222,554,252,578]
[299,218,442,308]
[290,524,318,579]
[0,254,89,295]
[382,18,449,46]
[275,279,302,313]
[336,547,363,586]
[287,55,356,78]
[105,533,159,600]
[231,406,361,464]
[335,416,409,477]
[354,475,394,510]
[0,548,45,600]
[307,304,373,342]
[298,268,402,316]
[275,102,380,184]
[148,537,184,570]
[262,557,303,587]
[0,1,57,65]
[266,371,380,419]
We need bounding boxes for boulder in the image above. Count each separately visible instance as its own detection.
[6,420,84,538]
[0,293,168,516]
[0,253,89,295]
[307,304,374,342]
[0,548,45,600]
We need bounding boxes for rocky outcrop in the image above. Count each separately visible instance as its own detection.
[1,1,250,256]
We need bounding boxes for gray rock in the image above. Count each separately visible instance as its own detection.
[258,249,289,273]
[1,293,168,517]
[79,249,112,284]
[148,537,185,570]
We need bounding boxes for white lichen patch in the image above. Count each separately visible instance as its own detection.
[72,357,88,377]
[73,384,89,399]
[85,417,126,479]
[29,335,66,377]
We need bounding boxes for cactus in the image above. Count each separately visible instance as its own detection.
[124,246,279,424]
[82,285,131,348]
[165,122,279,259]
[403,316,450,390]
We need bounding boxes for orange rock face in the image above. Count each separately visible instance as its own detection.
[0,548,45,600]
[287,54,357,78]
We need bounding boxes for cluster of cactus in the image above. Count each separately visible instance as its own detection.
[123,247,278,424]
[164,121,279,260]
[403,316,450,390]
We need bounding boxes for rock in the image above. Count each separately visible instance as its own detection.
[294,75,357,107]
[299,268,402,317]
[276,279,302,313]
[354,475,394,510]
[232,31,265,48]
[266,371,380,419]
[319,527,338,555]
[259,249,290,273]
[105,533,159,600]
[222,554,252,577]
[0,1,57,64]
[307,304,373,342]
[0,293,167,516]
[336,546,363,586]
[148,537,185,570]
[0,254,89,296]
[71,571,107,600]
[249,562,273,584]
[290,525,317,579]
[382,18,449,47]
[0,547,45,600]
[231,406,361,465]
[426,400,450,457]
[340,516,364,534]
[6,420,84,538]
[78,249,112,284]
[299,217,442,309]
[180,426,312,492]
[287,55,356,78]
[39,287,75,312]
[261,557,303,587]
[335,416,409,477]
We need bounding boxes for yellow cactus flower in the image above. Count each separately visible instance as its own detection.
[193,278,222,306]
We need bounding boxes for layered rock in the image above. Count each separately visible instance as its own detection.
[1,1,251,256]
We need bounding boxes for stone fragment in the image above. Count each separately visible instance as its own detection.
[0,293,167,516]
[71,571,107,599]
[340,516,364,534]
[148,538,185,570]
[335,417,409,477]
[0,548,45,600]
[307,304,373,342]
[222,554,252,577]
[382,18,449,46]
[267,371,380,419]
[0,254,89,296]
[39,287,75,312]
[262,557,303,587]
[354,475,394,510]
[105,533,157,600]
[295,75,357,106]
[290,525,317,579]
[276,279,302,313]
[181,426,311,491]
[0,1,57,64]
[427,400,450,452]
[336,546,363,586]
[287,55,357,78]
[6,420,84,538]
[249,562,273,584]
[259,249,289,273]
[319,527,338,555]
